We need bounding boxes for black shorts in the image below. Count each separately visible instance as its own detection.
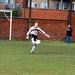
[30,34,37,41]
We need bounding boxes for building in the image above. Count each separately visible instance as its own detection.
[0,0,28,10]
[0,0,15,9]
[27,0,75,10]
[0,0,75,10]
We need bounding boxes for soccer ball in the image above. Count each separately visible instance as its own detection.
[36,40,41,45]
[26,36,29,40]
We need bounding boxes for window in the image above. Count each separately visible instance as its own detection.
[32,2,36,8]
[4,0,13,4]
[4,0,8,4]
[28,2,36,8]
[0,0,4,3]
[63,2,67,10]
[16,3,21,8]
[72,4,74,10]
[28,2,30,7]
[40,2,48,9]
[72,2,75,10]
[56,2,67,10]
[10,0,14,4]
[56,2,60,9]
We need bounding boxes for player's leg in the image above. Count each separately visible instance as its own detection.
[31,38,36,53]
[30,35,37,53]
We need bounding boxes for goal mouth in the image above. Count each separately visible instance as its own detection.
[0,9,12,40]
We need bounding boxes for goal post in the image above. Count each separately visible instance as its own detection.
[0,9,12,40]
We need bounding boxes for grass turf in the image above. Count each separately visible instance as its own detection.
[0,40,75,75]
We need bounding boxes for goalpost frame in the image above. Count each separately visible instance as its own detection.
[0,10,12,40]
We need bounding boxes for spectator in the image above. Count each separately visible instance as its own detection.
[66,25,73,43]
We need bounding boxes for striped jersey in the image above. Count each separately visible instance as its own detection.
[27,26,46,36]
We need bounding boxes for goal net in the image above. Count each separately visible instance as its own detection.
[0,9,12,40]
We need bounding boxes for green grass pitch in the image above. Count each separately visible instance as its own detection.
[0,40,75,75]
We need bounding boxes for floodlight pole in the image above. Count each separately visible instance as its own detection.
[28,0,32,29]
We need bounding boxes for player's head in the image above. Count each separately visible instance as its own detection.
[68,25,71,28]
[34,22,38,28]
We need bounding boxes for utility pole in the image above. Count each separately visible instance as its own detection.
[68,0,73,25]
[28,0,32,29]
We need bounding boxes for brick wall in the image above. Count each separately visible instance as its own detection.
[0,18,28,40]
[22,8,69,20]
[22,9,69,41]
[0,18,10,39]
[0,18,67,41]
[31,19,67,41]
[12,18,28,40]
[0,9,75,41]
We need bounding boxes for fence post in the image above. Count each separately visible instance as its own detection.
[28,0,32,29]
[68,0,73,25]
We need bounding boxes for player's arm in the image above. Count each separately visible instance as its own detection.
[45,34,50,38]
[39,28,50,38]
[26,27,32,40]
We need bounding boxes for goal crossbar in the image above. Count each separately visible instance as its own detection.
[0,9,12,40]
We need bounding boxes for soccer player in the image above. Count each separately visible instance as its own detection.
[26,22,50,53]
[66,25,73,43]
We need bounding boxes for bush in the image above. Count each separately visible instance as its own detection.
[12,8,22,17]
